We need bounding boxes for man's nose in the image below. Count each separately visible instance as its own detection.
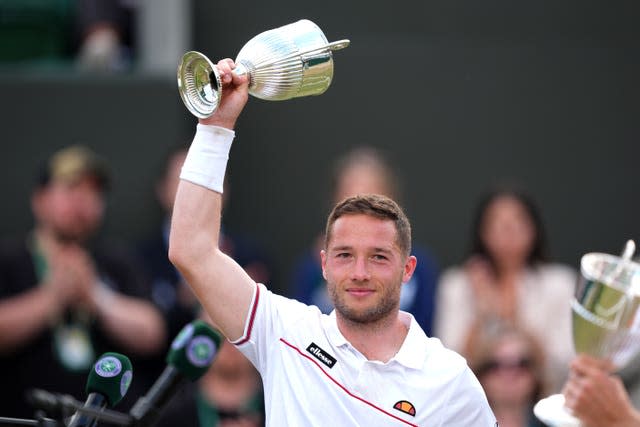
[350,257,370,281]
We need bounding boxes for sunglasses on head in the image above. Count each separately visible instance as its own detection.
[479,357,532,374]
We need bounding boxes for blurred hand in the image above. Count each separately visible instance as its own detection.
[199,58,250,130]
[42,249,82,310]
[48,244,100,313]
[465,256,518,321]
[465,256,499,318]
[563,354,640,427]
[66,245,100,311]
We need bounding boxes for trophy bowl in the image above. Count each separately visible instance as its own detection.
[177,19,350,118]
[535,248,640,426]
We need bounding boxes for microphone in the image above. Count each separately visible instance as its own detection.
[67,352,133,427]
[129,320,222,427]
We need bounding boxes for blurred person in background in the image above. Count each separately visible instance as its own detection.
[0,145,165,417]
[562,354,640,427]
[289,146,440,335]
[469,323,548,427]
[75,0,137,71]
[138,144,200,345]
[0,0,136,71]
[434,186,575,392]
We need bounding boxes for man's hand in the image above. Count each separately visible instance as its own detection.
[47,244,101,314]
[200,58,250,130]
[42,246,86,310]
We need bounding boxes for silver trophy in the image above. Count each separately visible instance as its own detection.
[534,240,640,427]
[177,19,350,118]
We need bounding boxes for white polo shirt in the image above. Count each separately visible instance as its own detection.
[234,283,496,426]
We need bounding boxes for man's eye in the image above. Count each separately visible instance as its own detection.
[336,252,350,258]
[372,254,388,261]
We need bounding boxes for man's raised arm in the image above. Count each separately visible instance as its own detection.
[168,59,255,341]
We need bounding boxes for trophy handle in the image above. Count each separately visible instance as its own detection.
[327,39,350,51]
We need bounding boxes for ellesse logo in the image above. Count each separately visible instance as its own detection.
[393,400,416,417]
[306,342,337,368]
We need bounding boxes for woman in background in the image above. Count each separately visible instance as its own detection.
[469,324,548,427]
[435,187,575,391]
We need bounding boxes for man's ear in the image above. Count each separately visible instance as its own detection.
[402,255,417,284]
[321,250,328,280]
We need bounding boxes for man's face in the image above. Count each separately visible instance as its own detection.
[34,176,105,242]
[321,214,416,324]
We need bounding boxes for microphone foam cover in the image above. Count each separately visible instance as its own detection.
[86,352,133,406]
[167,320,222,381]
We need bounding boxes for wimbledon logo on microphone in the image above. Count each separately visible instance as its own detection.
[187,336,217,367]
[95,356,122,378]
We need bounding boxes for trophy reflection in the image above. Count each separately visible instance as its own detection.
[177,19,350,118]
[534,241,640,426]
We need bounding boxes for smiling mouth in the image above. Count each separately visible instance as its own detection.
[347,289,374,297]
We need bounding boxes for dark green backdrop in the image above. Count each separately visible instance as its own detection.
[1,0,638,293]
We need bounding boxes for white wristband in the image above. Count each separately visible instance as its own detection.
[180,124,235,193]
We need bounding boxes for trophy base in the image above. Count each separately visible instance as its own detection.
[533,394,581,427]
[177,51,222,119]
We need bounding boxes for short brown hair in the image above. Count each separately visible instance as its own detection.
[37,145,110,191]
[325,194,412,256]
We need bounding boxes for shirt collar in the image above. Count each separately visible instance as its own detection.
[324,310,428,370]
[392,311,429,370]
[325,310,349,347]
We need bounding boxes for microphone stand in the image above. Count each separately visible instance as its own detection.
[0,414,59,427]
[56,396,133,426]
[11,389,134,427]
[0,406,132,427]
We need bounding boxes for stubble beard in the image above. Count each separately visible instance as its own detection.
[329,280,400,325]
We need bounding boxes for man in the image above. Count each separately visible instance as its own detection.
[290,146,440,335]
[169,58,496,425]
[563,355,640,427]
[0,145,165,417]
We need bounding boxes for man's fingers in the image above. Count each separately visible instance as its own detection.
[215,58,249,87]
[216,58,236,84]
